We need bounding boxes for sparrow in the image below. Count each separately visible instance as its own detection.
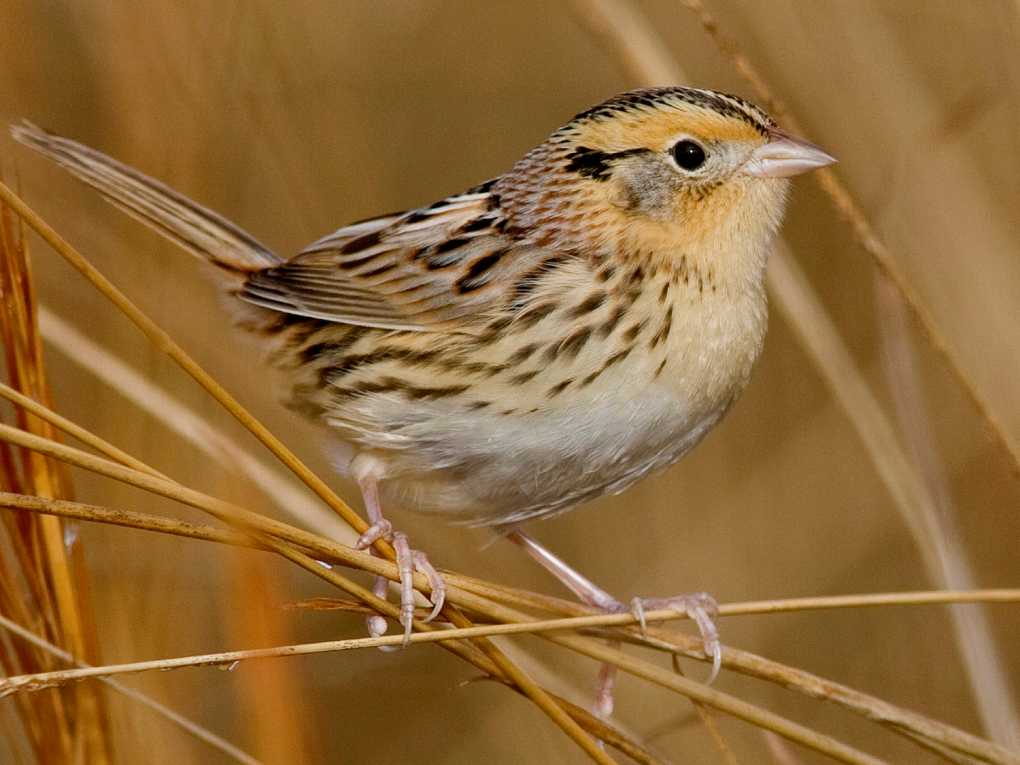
[12,87,834,712]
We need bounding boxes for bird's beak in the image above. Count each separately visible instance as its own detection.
[743,128,837,178]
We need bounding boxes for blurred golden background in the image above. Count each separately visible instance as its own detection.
[1,1,1018,763]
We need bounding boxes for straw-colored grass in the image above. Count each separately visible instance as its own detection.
[1,183,1018,763]
[0,181,112,764]
[0,2,1016,763]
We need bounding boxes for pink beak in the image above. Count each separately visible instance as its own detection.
[743,128,837,178]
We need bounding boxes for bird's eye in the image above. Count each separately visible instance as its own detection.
[671,140,707,171]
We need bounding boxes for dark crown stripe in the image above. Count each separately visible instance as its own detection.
[566,87,773,136]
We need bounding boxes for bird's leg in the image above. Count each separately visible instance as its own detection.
[506,529,721,718]
[507,529,620,609]
[352,458,445,646]
[593,657,619,721]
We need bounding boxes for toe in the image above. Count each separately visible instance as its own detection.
[355,519,394,550]
[676,594,722,684]
[412,550,446,623]
[393,533,416,647]
[687,603,722,683]
[633,593,723,683]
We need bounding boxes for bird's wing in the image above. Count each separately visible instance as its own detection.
[241,183,550,332]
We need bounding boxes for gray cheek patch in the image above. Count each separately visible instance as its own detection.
[615,157,682,218]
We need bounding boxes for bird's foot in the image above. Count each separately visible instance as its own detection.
[506,530,721,679]
[505,529,722,719]
[587,592,719,718]
[625,592,721,683]
[356,524,446,647]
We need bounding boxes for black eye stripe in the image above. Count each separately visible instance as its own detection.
[670,139,707,171]
[566,146,651,181]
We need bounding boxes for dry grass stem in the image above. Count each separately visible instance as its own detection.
[0,181,616,763]
[7,487,1020,618]
[545,632,887,765]
[0,567,885,765]
[0,424,623,763]
[569,1,1018,759]
[0,613,261,765]
[270,540,620,765]
[632,630,1018,765]
[0,405,1013,762]
[5,580,1015,697]
[0,191,112,763]
[0,429,898,762]
[4,23,1015,757]
[36,306,355,545]
[0,445,987,765]
[0,609,697,692]
[771,251,1020,750]
[0,379,166,479]
[7,493,1016,616]
[674,4,1019,739]
[674,654,741,765]
[876,273,1020,747]
[0,179,365,537]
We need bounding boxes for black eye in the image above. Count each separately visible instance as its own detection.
[671,139,706,171]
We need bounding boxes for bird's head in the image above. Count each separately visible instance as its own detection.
[498,87,835,275]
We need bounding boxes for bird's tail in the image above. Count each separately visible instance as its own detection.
[10,121,281,273]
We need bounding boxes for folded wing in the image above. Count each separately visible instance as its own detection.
[242,186,546,332]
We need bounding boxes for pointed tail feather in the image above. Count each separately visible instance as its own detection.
[10,121,281,272]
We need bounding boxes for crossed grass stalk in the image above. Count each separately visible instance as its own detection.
[0,191,114,765]
[0,2,1017,761]
[573,0,1020,755]
[0,174,1017,765]
[664,1,1020,744]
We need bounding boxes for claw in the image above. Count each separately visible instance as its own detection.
[685,593,722,684]
[628,596,648,637]
[412,550,446,622]
[639,592,722,684]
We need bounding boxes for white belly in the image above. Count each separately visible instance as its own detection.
[337,364,728,525]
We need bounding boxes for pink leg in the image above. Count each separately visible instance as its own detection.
[593,648,619,720]
[354,466,445,647]
[507,529,722,717]
[366,571,398,651]
[508,530,620,611]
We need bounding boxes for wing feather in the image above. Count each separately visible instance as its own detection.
[240,187,550,332]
